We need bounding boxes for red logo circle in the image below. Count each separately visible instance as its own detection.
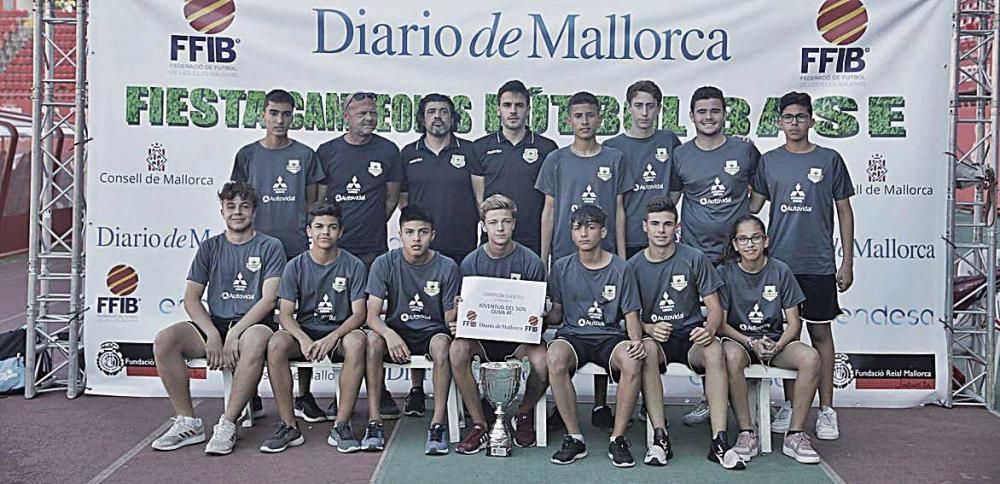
[184,0,236,35]
[106,264,139,296]
[816,0,868,46]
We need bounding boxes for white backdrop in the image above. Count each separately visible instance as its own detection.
[86,0,951,407]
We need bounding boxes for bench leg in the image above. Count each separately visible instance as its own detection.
[758,379,772,454]
[535,394,547,448]
[447,378,461,443]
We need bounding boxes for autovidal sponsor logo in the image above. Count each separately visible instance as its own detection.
[96,264,140,319]
[96,226,212,249]
[98,142,214,187]
[835,306,934,326]
[314,9,731,62]
[800,0,869,86]
[832,352,934,390]
[855,153,934,197]
[834,237,936,260]
[170,0,239,64]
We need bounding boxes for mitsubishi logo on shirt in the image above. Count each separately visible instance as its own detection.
[346,176,362,195]
[658,291,675,312]
[315,293,334,319]
[335,177,366,203]
[790,183,806,203]
[642,164,656,183]
[781,183,813,213]
[710,177,726,197]
[401,293,432,323]
[263,176,296,204]
[272,176,288,195]
[748,303,764,325]
[577,301,605,326]
[581,184,598,204]
[232,272,247,292]
[408,293,424,312]
[652,291,684,323]
[700,177,733,206]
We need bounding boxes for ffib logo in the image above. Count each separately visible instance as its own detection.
[97,264,140,315]
[801,0,869,74]
[170,0,238,64]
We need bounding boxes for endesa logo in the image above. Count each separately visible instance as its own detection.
[800,0,869,74]
[96,265,140,319]
[836,306,934,327]
[170,0,238,64]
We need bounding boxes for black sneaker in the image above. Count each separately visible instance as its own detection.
[707,431,747,470]
[294,393,329,423]
[380,388,401,420]
[643,427,673,466]
[361,421,386,451]
[551,435,587,464]
[608,435,635,468]
[547,406,564,430]
[259,423,304,453]
[404,387,426,417]
[591,405,614,430]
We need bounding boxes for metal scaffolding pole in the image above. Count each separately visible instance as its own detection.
[24,0,88,399]
[946,0,1000,408]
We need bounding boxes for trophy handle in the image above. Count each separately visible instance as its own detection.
[472,355,482,382]
[519,356,531,381]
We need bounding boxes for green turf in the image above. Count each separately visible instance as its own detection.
[375,403,832,484]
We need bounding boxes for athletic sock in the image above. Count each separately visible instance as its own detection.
[569,433,585,443]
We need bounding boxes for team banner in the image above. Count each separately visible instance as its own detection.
[86,0,951,406]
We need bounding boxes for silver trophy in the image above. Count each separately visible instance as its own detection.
[472,355,531,457]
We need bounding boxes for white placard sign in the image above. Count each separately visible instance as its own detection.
[456,276,546,344]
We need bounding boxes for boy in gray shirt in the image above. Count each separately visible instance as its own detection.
[364,205,460,456]
[150,182,285,456]
[749,91,856,441]
[260,203,369,454]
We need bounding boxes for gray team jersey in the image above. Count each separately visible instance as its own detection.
[460,242,546,282]
[366,249,460,333]
[278,249,367,332]
[753,145,855,275]
[670,136,760,263]
[716,258,806,341]
[186,232,286,321]
[535,145,634,259]
[548,253,640,338]
[231,140,325,257]
[606,130,682,249]
[626,244,723,336]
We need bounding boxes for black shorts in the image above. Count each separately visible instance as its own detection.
[476,340,529,362]
[381,326,451,362]
[290,327,364,364]
[188,318,277,342]
[551,332,628,382]
[795,274,842,322]
[626,245,645,260]
[648,333,704,375]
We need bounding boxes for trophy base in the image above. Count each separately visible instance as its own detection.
[486,445,511,457]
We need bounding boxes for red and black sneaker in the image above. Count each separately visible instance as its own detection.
[456,423,489,455]
[512,413,536,448]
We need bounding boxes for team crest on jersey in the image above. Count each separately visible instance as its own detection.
[671,274,688,291]
[510,273,522,280]
[602,285,617,301]
[424,280,440,297]
[808,167,824,184]
[522,148,539,163]
[246,257,261,273]
[762,284,778,302]
[724,159,740,176]
[597,166,612,182]
[368,161,383,177]
[655,147,669,162]
[333,277,347,293]
[450,154,466,168]
[286,159,301,174]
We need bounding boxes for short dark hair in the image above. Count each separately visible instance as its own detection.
[644,196,677,220]
[690,86,725,112]
[218,181,258,209]
[416,93,458,134]
[779,91,813,116]
[570,204,606,228]
[307,201,343,226]
[264,89,295,109]
[399,205,435,229]
[626,80,662,105]
[723,214,769,261]
[497,80,530,107]
[568,91,600,110]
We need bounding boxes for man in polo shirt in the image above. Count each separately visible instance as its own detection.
[151,182,285,455]
[314,91,404,422]
[230,88,326,260]
[364,205,461,455]
[605,80,682,260]
[452,194,548,454]
[471,80,558,256]
[536,90,634,430]
[399,93,481,416]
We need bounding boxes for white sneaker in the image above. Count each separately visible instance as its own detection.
[771,401,792,434]
[783,432,821,464]
[815,406,839,440]
[732,430,760,461]
[682,399,709,426]
[151,416,205,451]
[205,416,237,455]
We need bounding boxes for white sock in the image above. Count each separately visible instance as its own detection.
[570,433,585,443]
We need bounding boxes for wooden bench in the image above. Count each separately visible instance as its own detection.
[574,362,797,454]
